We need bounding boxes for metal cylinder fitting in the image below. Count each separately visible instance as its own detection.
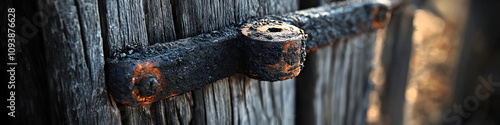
[240,19,307,81]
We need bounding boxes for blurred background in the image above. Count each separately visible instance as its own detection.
[367,0,500,125]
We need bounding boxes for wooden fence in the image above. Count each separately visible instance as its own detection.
[6,0,499,125]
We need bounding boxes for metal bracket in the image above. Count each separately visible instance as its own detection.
[106,2,390,106]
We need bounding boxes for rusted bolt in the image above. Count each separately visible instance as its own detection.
[240,19,307,81]
[137,76,159,97]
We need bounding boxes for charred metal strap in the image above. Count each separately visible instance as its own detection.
[261,2,390,51]
[106,2,390,106]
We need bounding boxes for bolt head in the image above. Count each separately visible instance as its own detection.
[138,77,159,96]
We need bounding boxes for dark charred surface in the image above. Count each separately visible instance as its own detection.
[106,2,391,106]
[259,2,390,50]
[107,27,241,106]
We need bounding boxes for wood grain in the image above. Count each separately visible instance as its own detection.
[38,0,121,124]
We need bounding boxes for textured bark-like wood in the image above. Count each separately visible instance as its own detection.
[143,0,177,45]
[100,0,149,56]
[36,0,122,124]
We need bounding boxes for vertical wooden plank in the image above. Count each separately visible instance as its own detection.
[348,33,377,125]
[38,0,122,124]
[229,75,296,125]
[171,0,235,38]
[203,79,232,125]
[331,33,377,125]
[143,0,176,44]
[75,0,123,124]
[295,45,337,125]
[101,0,148,56]
[100,0,152,124]
[229,75,249,125]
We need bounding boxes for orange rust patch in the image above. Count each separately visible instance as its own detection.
[306,47,319,53]
[133,89,156,105]
[329,42,335,46]
[132,62,161,84]
[163,94,178,100]
[282,42,291,52]
[266,58,301,80]
[306,41,339,53]
[131,62,163,105]
[248,70,258,77]
[265,40,302,79]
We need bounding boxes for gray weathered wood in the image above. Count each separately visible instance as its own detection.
[143,0,177,44]
[37,0,122,124]
[101,0,149,56]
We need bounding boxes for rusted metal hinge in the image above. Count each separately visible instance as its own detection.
[106,2,391,106]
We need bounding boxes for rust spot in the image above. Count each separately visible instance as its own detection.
[132,62,161,84]
[120,99,130,106]
[306,47,319,53]
[266,62,301,80]
[283,42,291,52]
[266,41,302,80]
[131,62,163,105]
[163,94,178,100]
[132,89,155,106]
[305,40,338,53]
[248,70,259,77]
